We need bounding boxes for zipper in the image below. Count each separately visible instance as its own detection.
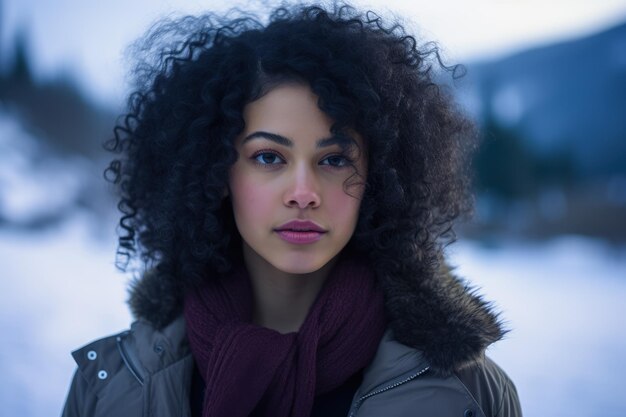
[348,366,429,417]
[116,332,146,386]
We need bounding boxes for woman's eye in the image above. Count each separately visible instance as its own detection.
[320,155,349,167]
[254,152,285,165]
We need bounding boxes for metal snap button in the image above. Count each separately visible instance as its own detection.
[464,409,475,417]
[98,370,108,380]
[87,350,97,360]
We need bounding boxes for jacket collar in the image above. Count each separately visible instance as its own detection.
[128,263,505,375]
[357,329,429,395]
[126,321,431,396]
[129,316,191,374]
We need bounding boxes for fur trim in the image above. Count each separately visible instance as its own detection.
[128,270,183,330]
[383,265,506,375]
[128,263,505,375]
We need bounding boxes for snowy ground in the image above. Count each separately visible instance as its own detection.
[449,238,626,417]
[0,216,624,417]
[0,215,130,417]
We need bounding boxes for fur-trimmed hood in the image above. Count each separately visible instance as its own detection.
[128,262,505,376]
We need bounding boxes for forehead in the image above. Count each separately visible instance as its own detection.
[242,83,332,137]
[239,83,365,151]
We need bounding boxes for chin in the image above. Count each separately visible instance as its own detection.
[272,258,330,275]
[275,264,324,276]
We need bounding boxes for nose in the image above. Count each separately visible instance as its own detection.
[283,164,321,209]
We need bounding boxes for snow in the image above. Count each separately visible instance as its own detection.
[0,216,130,416]
[448,238,626,417]
[0,216,624,416]
[0,112,84,224]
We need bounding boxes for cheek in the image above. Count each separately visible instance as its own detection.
[326,185,363,226]
[229,173,275,225]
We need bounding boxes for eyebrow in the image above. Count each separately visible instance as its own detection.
[243,131,357,149]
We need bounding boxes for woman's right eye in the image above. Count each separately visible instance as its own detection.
[253,152,285,165]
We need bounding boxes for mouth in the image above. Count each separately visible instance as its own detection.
[274,220,327,244]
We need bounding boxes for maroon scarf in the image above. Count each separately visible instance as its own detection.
[183,258,386,417]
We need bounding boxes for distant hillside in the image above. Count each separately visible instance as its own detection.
[463,21,626,178]
[0,30,118,231]
[0,31,116,161]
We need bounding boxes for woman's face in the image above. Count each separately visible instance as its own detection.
[229,83,367,275]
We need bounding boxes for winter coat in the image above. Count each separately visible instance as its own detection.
[62,267,522,417]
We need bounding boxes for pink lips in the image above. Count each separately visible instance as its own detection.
[274,220,327,245]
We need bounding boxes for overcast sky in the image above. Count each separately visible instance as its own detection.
[3,0,626,106]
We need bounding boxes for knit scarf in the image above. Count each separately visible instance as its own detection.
[183,258,386,417]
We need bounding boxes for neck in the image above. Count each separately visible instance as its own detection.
[242,244,337,334]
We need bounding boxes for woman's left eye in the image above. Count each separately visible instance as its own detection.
[320,155,349,167]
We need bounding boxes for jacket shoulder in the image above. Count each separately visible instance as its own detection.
[353,333,521,417]
[62,325,147,417]
[62,317,192,417]
[70,330,136,394]
[455,356,522,417]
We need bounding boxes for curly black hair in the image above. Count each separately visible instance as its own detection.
[105,1,476,328]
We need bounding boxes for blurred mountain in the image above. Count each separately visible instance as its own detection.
[454,21,626,242]
[0,30,116,160]
[0,28,118,232]
[463,20,626,179]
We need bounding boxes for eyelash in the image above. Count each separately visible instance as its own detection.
[250,149,353,168]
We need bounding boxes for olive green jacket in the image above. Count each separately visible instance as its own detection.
[62,316,521,417]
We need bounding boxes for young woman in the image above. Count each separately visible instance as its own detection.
[62,3,522,416]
